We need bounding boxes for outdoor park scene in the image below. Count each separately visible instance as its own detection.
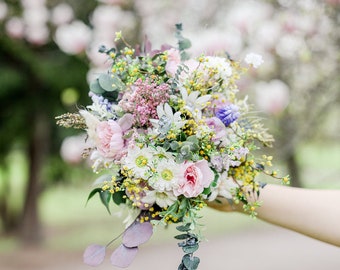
[0,0,340,269]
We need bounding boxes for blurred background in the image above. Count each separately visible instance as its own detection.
[0,0,339,269]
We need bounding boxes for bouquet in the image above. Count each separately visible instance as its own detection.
[56,24,289,269]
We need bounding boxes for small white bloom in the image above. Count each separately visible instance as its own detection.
[203,56,233,80]
[180,87,211,119]
[149,157,182,192]
[149,103,185,135]
[54,20,91,54]
[244,53,264,68]
[208,172,238,201]
[142,190,177,208]
[123,146,155,180]
[51,3,74,26]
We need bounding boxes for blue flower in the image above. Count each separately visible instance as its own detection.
[216,104,240,127]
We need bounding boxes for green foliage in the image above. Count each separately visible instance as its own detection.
[175,23,192,61]
[86,188,112,214]
[175,224,200,270]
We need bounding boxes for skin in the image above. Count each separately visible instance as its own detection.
[208,184,340,247]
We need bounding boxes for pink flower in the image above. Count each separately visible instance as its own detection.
[205,117,227,142]
[174,160,214,198]
[165,48,181,76]
[96,120,124,158]
[80,110,133,159]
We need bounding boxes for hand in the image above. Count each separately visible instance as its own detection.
[207,197,242,213]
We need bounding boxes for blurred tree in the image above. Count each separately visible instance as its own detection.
[0,0,143,245]
[0,0,94,244]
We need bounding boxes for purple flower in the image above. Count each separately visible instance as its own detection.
[216,104,240,127]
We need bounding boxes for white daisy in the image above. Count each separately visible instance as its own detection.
[123,146,155,180]
[148,157,182,192]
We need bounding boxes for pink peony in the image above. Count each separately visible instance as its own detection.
[96,120,124,158]
[174,160,214,198]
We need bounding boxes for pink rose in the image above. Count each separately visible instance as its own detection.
[96,120,124,158]
[174,160,214,198]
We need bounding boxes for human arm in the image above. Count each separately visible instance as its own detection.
[208,184,340,247]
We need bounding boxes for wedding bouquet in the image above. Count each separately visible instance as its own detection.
[56,24,289,269]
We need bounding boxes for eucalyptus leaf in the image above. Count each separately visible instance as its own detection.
[183,254,200,270]
[110,244,138,268]
[98,73,125,92]
[174,233,190,240]
[98,73,116,92]
[170,141,180,150]
[176,223,191,232]
[90,79,105,95]
[83,244,106,266]
[122,221,153,247]
[182,243,199,254]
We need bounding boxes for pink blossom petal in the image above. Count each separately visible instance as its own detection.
[118,113,134,131]
[83,244,106,266]
[122,221,153,247]
[110,244,138,268]
[195,159,215,187]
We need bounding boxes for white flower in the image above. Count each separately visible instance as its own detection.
[149,103,185,135]
[54,20,91,54]
[244,53,264,68]
[180,87,211,119]
[203,56,233,81]
[208,172,238,201]
[123,146,155,180]
[255,80,290,114]
[51,3,74,26]
[142,190,177,208]
[148,157,182,192]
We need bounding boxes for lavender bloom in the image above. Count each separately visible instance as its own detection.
[216,104,240,127]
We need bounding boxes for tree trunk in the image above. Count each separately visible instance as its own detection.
[0,166,19,234]
[20,113,50,244]
[286,150,302,187]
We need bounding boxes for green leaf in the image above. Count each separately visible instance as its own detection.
[90,79,105,95]
[182,243,199,254]
[170,141,180,151]
[179,198,189,210]
[183,254,200,270]
[174,233,190,240]
[86,188,102,205]
[176,223,191,232]
[112,191,126,205]
[202,187,211,195]
[98,73,115,92]
[100,190,111,214]
[98,73,125,92]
